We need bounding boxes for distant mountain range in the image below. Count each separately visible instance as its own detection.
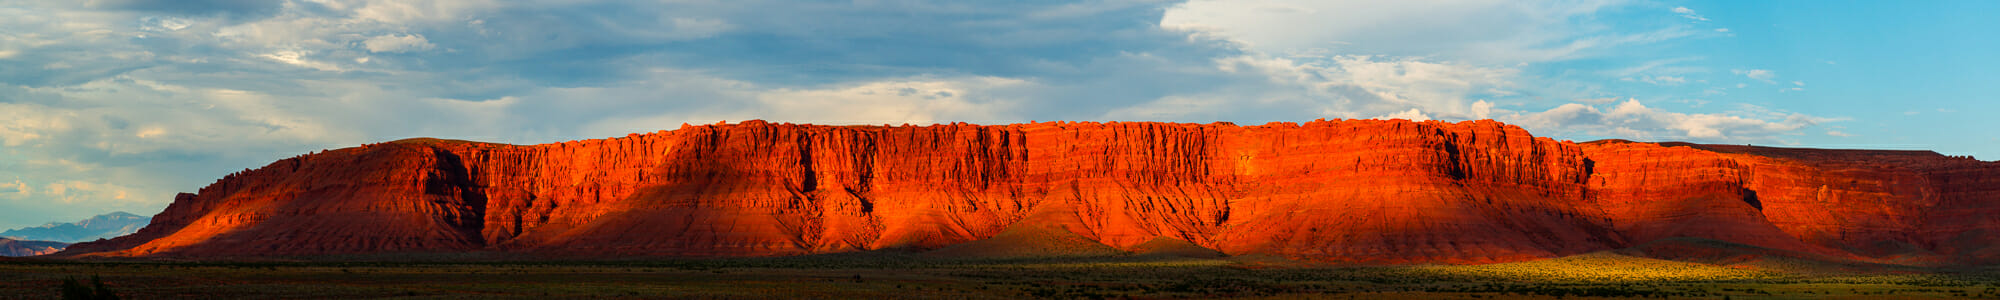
[0,237,67,257]
[1,212,150,243]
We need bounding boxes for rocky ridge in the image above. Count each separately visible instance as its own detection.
[2,212,151,243]
[0,238,67,257]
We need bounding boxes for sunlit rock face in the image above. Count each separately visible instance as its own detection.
[1584,141,2000,264]
[54,120,2000,264]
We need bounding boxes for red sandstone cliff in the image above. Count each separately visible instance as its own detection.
[54,120,2000,264]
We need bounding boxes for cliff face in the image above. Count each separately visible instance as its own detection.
[57,120,2000,264]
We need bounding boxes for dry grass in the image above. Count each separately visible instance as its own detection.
[1407,252,1785,283]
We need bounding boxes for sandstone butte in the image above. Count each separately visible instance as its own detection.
[52,119,2000,265]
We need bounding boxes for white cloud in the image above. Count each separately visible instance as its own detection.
[0,71,391,227]
[1596,53,1717,89]
[134,127,166,138]
[571,72,1039,138]
[1641,75,1686,85]
[0,103,75,146]
[751,77,1027,125]
[327,0,503,24]
[1733,69,1776,83]
[1320,55,1520,110]
[260,48,344,71]
[1715,28,1730,33]
[35,180,141,205]
[1471,100,1494,119]
[0,180,28,197]
[137,16,191,32]
[1827,130,1854,137]
[1672,7,1709,21]
[44,182,65,197]
[1162,0,1677,64]
[1500,98,1839,143]
[1792,81,1805,86]
[362,33,435,53]
[1374,108,1432,121]
[1107,53,1521,122]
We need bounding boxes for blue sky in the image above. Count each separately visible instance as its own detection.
[1,0,1995,229]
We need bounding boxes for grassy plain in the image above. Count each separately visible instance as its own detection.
[4,252,1999,299]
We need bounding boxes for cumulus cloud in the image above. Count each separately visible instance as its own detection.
[1102,52,1523,123]
[1498,98,1838,143]
[1375,108,1432,122]
[567,74,1037,137]
[1471,100,1494,119]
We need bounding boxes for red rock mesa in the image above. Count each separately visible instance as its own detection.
[57,120,2000,264]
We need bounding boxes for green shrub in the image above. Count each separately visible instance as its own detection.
[60,275,119,300]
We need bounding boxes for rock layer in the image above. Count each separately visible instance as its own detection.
[57,120,2000,264]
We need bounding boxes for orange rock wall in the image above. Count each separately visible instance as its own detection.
[59,120,2000,264]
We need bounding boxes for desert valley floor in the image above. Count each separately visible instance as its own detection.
[9,250,2000,299]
